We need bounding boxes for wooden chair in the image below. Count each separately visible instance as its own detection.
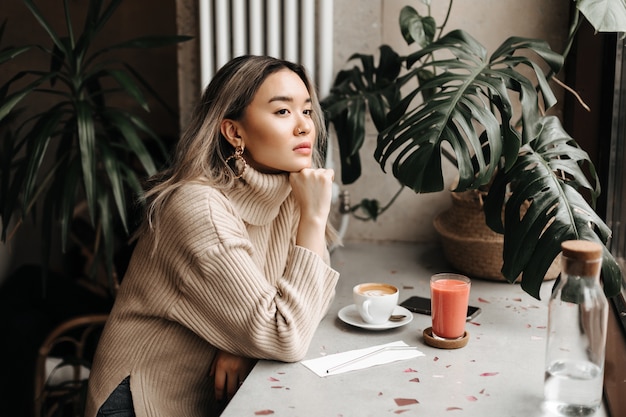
[32,199,122,417]
[33,314,109,417]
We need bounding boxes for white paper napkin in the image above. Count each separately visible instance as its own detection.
[301,341,425,377]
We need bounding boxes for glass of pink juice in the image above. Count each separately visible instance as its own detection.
[430,273,471,340]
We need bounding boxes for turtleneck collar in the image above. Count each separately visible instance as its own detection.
[223,166,292,226]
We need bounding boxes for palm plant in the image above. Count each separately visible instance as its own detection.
[0,0,191,292]
[322,0,623,299]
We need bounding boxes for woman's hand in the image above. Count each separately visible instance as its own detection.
[289,168,334,220]
[210,350,257,402]
[289,168,334,257]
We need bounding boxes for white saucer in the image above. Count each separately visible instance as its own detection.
[338,305,413,330]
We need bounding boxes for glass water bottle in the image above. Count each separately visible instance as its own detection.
[544,240,608,416]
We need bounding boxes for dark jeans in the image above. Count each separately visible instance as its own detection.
[96,376,136,417]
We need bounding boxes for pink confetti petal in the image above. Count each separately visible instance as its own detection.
[409,377,420,383]
[480,372,499,377]
[270,386,283,389]
[512,297,522,302]
[466,396,478,402]
[394,398,419,406]
[478,297,490,303]
[267,377,279,382]
[394,410,411,414]
[446,407,463,411]
[403,368,418,373]
[468,321,481,326]
[254,410,274,415]
[433,356,439,362]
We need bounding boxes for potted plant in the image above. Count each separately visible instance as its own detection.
[0,2,191,415]
[0,0,191,293]
[321,0,623,299]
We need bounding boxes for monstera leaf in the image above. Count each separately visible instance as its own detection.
[375,30,564,194]
[322,45,404,184]
[576,0,626,32]
[484,116,621,299]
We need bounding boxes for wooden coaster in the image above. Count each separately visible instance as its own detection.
[423,327,469,349]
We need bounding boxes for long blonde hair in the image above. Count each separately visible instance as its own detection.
[141,55,328,240]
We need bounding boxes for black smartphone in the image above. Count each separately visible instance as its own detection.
[400,295,482,321]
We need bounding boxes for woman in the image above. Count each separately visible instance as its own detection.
[85,55,340,417]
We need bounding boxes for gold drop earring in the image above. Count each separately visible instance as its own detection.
[225,145,248,179]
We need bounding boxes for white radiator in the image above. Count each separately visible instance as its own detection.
[198,0,334,96]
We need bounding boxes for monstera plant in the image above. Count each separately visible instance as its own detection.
[321,0,624,299]
[0,0,191,291]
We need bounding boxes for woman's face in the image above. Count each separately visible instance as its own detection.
[237,69,316,173]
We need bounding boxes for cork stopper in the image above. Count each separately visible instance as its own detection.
[561,240,603,277]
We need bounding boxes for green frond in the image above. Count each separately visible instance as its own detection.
[484,116,619,299]
[376,31,564,194]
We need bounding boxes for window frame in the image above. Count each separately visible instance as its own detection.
[562,17,626,417]
[603,28,626,417]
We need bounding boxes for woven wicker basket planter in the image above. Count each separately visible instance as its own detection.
[433,191,560,282]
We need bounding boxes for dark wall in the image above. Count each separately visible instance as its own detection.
[94,0,180,131]
[562,18,616,217]
[1,0,182,273]
[2,0,180,140]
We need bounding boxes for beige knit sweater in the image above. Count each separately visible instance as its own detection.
[85,167,340,417]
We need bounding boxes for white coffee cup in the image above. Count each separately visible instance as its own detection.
[353,283,399,324]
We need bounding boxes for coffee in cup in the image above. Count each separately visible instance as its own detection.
[353,283,399,324]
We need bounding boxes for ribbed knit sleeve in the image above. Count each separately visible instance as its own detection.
[166,184,339,362]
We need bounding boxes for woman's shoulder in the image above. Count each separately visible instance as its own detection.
[164,181,245,239]
[169,181,230,210]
